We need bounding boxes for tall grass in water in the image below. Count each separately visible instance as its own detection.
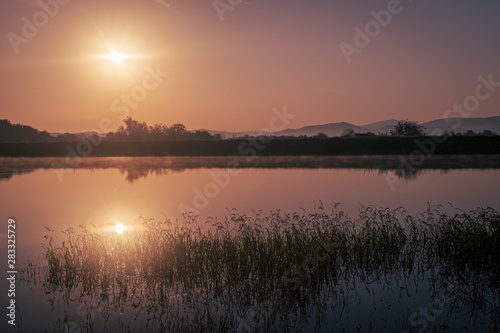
[24,205,500,332]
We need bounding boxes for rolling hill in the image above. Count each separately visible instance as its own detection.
[198,116,500,138]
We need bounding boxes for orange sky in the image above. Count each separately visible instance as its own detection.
[1,0,499,133]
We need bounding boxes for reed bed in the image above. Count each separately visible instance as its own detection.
[23,204,500,332]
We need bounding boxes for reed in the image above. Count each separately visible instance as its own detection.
[24,204,500,332]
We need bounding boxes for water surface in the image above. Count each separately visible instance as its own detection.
[0,156,499,332]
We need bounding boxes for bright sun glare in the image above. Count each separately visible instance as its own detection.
[106,50,127,63]
[116,222,124,235]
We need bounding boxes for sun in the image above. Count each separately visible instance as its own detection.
[115,222,124,235]
[106,50,127,63]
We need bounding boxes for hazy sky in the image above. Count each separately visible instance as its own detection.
[1,0,499,133]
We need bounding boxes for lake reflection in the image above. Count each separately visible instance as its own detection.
[17,205,500,332]
[0,156,499,332]
[2,155,500,183]
[1,156,500,263]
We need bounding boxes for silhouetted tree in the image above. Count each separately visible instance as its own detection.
[116,118,149,140]
[390,120,425,137]
[465,130,477,136]
[341,128,355,137]
[167,123,188,139]
[314,132,328,139]
[149,123,169,139]
[106,117,220,141]
[0,119,52,142]
[479,130,496,136]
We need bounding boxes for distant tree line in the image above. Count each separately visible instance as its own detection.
[332,120,496,138]
[105,117,222,141]
[446,129,498,137]
[0,118,497,143]
[238,120,497,140]
[387,119,495,137]
[0,119,52,142]
[0,118,222,142]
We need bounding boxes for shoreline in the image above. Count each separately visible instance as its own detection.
[1,136,500,157]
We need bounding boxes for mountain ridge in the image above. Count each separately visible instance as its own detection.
[196,116,500,138]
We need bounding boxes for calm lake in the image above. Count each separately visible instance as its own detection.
[0,156,499,332]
